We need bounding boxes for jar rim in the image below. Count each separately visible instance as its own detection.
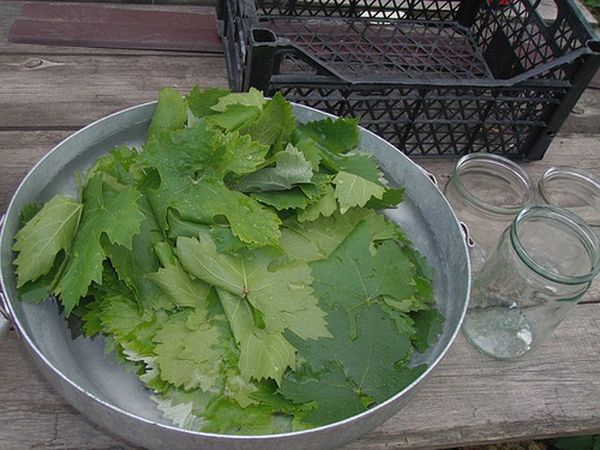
[538,166,600,227]
[451,154,535,216]
[510,205,600,285]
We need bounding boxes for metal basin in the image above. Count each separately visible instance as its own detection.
[0,102,470,450]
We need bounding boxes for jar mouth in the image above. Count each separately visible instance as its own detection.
[511,205,600,285]
[451,154,535,216]
[538,166,600,228]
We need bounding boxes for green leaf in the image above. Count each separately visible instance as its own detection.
[187,86,229,118]
[237,145,313,192]
[252,189,310,211]
[239,330,296,385]
[143,121,268,181]
[211,88,265,112]
[333,171,385,213]
[175,235,331,340]
[150,175,281,247]
[329,152,386,185]
[219,289,297,385]
[153,310,224,391]
[141,122,279,246]
[279,364,365,426]
[53,176,144,315]
[296,117,359,154]
[239,93,295,148]
[294,137,322,171]
[166,211,209,240]
[280,209,378,262]
[365,187,405,209]
[299,172,331,201]
[202,396,291,435]
[146,262,211,309]
[297,184,337,222]
[13,195,82,288]
[148,87,187,139]
[88,145,140,186]
[310,220,415,312]
[103,196,166,311]
[206,105,262,132]
[411,309,444,353]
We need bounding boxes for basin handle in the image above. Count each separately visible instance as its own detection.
[0,214,12,339]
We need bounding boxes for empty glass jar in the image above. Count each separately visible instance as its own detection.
[443,154,536,269]
[538,166,600,233]
[462,205,600,359]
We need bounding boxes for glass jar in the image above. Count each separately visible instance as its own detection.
[538,166,600,232]
[443,154,535,265]
[462,205,600,360]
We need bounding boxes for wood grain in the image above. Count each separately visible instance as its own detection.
[1,303,599,450]
[0,1,220,55]
[0,53,228,129]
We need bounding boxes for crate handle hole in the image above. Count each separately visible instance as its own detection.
[252,29,276,43]
[536,0,558,25]
[587,40,600,54]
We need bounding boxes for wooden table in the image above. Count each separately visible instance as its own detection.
[1,2,600,449]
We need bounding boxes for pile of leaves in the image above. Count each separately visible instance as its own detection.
[12,86,443,434]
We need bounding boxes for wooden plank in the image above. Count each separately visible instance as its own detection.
[0,2,221,55]
[0,51,598,133]
[1,303,599,449]
[0,53,228,129]
[8,3,222,52]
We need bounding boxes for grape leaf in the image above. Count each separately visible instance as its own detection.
[252,189,310,211]
[146,261,211,309]
[13,195,82,287]
[280,209,389,263]
[148,87,187,139]
[294,138,322,171]
[187,86,229,118]
[329,152,385,185]
[150,175,281,247]
[175,235,331,340]
[211,88,266,112]
[239,330,297,385]
[279,364,364,426]
[104,196,166,311]
[365,187,405,209]
[285,304,424,404]
[411,309,444,353]
[310,220,415,312]
[236,145,313,192]
[153,310,224,391]
[296,117,359,154]
[297,184,337,222]
[141,122,279,246]
[333,171,385,213]
[206,105,262,132]
[53,175,144,315]
[239,93,295,148]
[143,121,268,180]
[218,289,296,385]
[201,396,291,435]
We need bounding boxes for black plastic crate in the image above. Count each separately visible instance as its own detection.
[217,0,600,159]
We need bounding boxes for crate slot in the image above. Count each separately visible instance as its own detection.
[263,17,493,81]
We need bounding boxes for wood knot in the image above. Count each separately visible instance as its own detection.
[23,58,43,68]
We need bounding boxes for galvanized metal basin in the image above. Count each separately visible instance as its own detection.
[0,102,470,450]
